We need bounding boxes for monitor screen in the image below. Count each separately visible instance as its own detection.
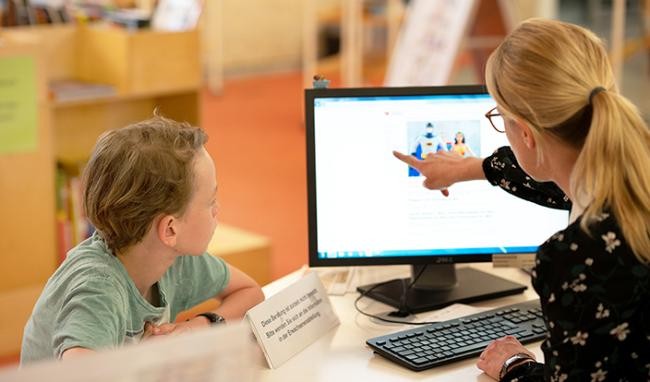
[305,85,570,312]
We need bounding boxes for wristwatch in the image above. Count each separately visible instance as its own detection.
[499,353,535,380]
[196,312,226,326]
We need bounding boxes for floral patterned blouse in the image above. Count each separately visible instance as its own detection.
[482,147,650,382]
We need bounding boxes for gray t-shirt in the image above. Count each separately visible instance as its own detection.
[21,232,230,364]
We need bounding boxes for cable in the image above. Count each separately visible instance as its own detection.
[395,264,428,316]
[353,267,439,326]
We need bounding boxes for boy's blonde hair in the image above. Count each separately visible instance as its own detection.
[485,18,650,263]
[83,115,207,253]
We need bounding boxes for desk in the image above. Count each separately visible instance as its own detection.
[258,263,542,382]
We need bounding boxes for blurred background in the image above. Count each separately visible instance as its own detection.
[0,0,648,366]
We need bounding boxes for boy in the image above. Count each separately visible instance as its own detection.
[21,115,265,363]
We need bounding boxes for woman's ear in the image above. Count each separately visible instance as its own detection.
[157,215,177,248]
[515,119,536,149]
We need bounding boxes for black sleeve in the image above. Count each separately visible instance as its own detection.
[482,146,572,211]
[530,215,650,381]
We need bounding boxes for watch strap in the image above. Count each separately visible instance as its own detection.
[499,352,535,380]
[196,312,226,326]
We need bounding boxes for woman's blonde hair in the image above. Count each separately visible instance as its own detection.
[485,18,650,263]
[83,114,207,253]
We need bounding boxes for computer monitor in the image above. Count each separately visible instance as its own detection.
[305,85,570,313]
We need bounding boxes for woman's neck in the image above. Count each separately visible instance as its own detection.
[545,139,581,202]
[544,139,589,222]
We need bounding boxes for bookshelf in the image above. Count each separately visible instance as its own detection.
[0,29,56,359]
[0,29,56,293]
[45,25,200,164]
[8,24,201,256]
[1,24,201,163]
[0,24,201,358]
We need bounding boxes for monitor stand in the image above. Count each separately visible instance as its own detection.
[356,264,527,314]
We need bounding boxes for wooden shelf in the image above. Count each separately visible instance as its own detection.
[303,0,405,87]
[1,25,202,166]
[54,90,200,165]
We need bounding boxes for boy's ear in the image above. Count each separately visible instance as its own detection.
[157,215,177,248]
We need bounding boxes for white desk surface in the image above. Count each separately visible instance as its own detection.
[258,263,543,382]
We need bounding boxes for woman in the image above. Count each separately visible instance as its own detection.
[394,19,650,381]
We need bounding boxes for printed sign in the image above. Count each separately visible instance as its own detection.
[385,0,476,86]
[246,272,340,368]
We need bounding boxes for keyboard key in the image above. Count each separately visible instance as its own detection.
[516,330,535,339]
[451,341,489,355]
[412,357,429,365]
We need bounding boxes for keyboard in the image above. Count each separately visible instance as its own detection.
[366,299,546,371]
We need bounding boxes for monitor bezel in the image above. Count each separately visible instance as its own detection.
[305,84,502,267]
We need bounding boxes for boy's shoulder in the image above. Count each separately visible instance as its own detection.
[52,233,131,292]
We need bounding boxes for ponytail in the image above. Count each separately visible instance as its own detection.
[572,91,650,263]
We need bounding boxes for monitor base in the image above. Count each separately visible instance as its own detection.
[356,267,527,314]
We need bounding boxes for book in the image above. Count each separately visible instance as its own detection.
[106,8,151,30]
[152,0,202,31]
[49,79,116,102]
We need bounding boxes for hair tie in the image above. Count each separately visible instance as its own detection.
[588,86,606,105]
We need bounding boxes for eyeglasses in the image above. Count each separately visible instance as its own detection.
[485,107,505,133]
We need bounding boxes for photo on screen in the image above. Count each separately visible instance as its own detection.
[406,120,481,176]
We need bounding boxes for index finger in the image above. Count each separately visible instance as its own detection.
[392,151,422,169]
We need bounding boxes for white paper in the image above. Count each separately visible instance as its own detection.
[246,272,340,368]
[419,303,491,323]
[0,323,258,382]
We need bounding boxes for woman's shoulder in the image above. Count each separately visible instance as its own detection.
[533,212,649,329]
[536,211,647,278]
